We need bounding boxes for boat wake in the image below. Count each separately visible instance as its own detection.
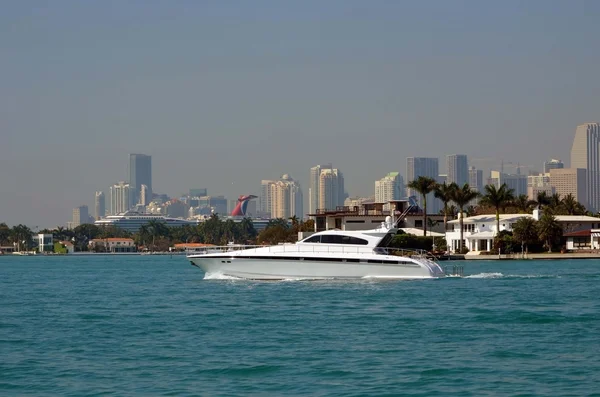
[203,272,244,280]
[464,273,560,279]
[465,272,504,279]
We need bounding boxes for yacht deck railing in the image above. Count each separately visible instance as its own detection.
[186,244,436,260]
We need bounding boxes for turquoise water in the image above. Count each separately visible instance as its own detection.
[1,256,600,396]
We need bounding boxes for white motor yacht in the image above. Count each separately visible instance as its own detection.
[188,217,445,280]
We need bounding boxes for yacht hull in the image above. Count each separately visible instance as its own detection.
[189,256,444,280]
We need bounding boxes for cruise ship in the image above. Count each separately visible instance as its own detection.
[95,211,198,233]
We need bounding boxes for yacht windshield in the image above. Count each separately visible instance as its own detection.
[375,232,396,248]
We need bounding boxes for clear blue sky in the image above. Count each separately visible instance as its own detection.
[1,1,599,228]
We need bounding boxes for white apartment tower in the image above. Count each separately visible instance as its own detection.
[260,179,277,216]
[110,181,131,215]
[261,175,303,219]
[375,172,403,209]
[281,174,303,219]
[446,154,468,186]
[139,184,149,206]
[94,191,105,219]
[571,122,600,211]
[406,157,441,213]
[309,164,332,214]
[319,168,345,211]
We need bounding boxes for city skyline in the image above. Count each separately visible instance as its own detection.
[2,2,600,227]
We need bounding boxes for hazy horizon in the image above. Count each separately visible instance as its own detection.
[2,1,599,228]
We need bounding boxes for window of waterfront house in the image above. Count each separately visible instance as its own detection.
[415,220,423,227]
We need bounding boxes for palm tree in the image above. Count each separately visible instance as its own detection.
[0,222,10,245]
[479,184,515,238]
[537,213,562,253]
[561,193,584,215]
[547,193,562,214]
[434,182,457,232]
[407,176,437,236]
[511,194,535,213]
[512,217,538,255]
[465,205,477,217]
[535,191,550,210]
[450,183,480,252]
[147,220,169,251]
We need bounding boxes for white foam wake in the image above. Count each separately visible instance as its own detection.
[203,272,244,280]
[465,272,504,279]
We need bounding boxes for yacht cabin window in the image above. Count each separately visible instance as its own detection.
[303,235,369,245]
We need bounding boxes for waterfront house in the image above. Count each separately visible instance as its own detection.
[88,238,136,253]
[446,210,600,253]
[308,200,445,233]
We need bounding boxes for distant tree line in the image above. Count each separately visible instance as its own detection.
[0,215,315,253]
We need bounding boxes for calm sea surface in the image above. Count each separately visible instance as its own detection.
[1,255,600,396]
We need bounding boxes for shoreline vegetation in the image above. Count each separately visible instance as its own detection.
[1,183,598,258]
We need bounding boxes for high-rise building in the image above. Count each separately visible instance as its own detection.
[527,173,553,200]
[260,180,277,216]
[72,205,89,228]
[489,170,527,197]
[129,154,152,207]
[110,181,131,215]
[309,164,332,214]
[406,157,440,213]
[194,195,228,215]
[260,175,303,218]
[468,167,483,191]
[281,174,303,219]
[139,184,149,206]
[270,181,290,219]
[375,172,403,209]
[319,168,344,211]
[189,188,207,197]
[94,191,105,220]
[550,168,587,208]
[543,159,564,173]
[571,123,600,211]
[447,154,469,186]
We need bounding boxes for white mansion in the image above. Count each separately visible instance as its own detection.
[445,209,600,253]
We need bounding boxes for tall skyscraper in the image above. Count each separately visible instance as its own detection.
[468,167,483,191]
[406,157,440,213]
[375,172,403,209]
[571,123,600,211]
[110,181,131,215]
[309,164,332,214]
[260,175,303,219]
[543,159,564,173]
[446,154,469,186]
[281,174,303,219]
[94,191,105,219]
[72,205,89,228]
[260,179,277,216]
[319,168,344,211]
[550,168,587,208]
[129,154,152,207]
